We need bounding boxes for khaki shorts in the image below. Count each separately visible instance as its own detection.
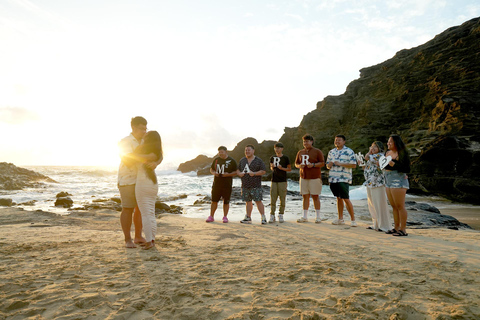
[118,185,136,208]
[300,178,322,195]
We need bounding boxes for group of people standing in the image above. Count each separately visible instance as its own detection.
[206,133,411,237]
[117,116,411,249]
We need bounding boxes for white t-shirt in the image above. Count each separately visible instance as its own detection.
[117,134,141,186]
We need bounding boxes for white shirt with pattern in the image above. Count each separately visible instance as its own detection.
[363,153,386,188]
[326,146,356,184]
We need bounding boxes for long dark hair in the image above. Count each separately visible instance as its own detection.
[390,134,410,165]
[136,131,163,184]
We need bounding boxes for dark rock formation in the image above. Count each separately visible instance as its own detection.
[180,18,480,203]
[155,201,171,211]
[405,201,441,213]
[56,192,72,198]
[178,155,212,173]
[55,197,73,208]
[0,162,57,190]
[277,17,480,203]
[0,198,13,206]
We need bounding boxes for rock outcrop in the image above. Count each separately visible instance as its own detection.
[179,17,480,203]
[0,162,57,190]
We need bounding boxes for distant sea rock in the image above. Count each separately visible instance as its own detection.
[0,162,57,190]
[55,197,73,208]
[179,17,480,204]
[178,155,212,173]
[0,198,13,206]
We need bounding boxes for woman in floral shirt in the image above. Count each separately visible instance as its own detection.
[362,141,391,231]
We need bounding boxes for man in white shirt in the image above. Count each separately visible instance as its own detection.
[118,116,159,248]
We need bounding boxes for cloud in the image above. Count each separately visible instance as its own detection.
[285,13,305,23]
[0,106,39,124]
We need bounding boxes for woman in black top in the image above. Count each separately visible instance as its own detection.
[384,135,411,236]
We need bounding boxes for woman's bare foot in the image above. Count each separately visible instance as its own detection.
[134,237,147,245]
[142,241,155,250]
[125,239,136,248]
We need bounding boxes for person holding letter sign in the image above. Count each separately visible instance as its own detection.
[269,142,291,223]
[326,134,357,226]
[362,141,391,232]
[237,145,267,224]
[206,146,237,223]
[294,134,325,223]
[383,135,411,237]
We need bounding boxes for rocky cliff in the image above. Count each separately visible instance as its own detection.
[0,162,57,190]
[179,17,480,203]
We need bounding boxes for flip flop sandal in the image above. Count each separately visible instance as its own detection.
[392,230,408,236]
[385,229,397,234]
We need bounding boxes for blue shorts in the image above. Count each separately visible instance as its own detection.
[385,171,409,189]
[242,187,263,202]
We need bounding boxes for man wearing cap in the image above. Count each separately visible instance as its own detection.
[206,146,237,223]
[295,134,325,223]
[269,142,291,223]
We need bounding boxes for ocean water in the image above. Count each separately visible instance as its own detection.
[6,166,476,226]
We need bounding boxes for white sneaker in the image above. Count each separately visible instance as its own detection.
[332,219,345,225]
[279,214,284,223]
[351,220,357,227]
[297,217,308,223]
[315,219,322,224]
[269,215,276,223]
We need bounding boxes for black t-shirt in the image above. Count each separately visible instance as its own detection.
[211,156,237,188]
[270,155,290,182]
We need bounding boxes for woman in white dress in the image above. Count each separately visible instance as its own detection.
[134,131,163,250]
[362,141,391,232]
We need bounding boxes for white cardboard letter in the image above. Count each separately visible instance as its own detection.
[301,154,310,165]
[216,164,225,174]
[272,157,280,167]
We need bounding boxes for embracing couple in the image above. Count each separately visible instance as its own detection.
[117,116,163,250]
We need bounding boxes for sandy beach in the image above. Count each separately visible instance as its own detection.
[1,203,479,320]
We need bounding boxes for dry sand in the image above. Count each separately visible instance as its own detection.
[0,205,479,320]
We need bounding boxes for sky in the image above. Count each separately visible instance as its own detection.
[1,0,479,169]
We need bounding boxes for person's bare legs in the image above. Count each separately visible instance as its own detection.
[210,201,218,218]
[246,201,253,218]
[255,201,265,216]
[337,198,344,220]
[344,199,355,221]
[302,194,310,210]
[133,206,146,245]
[120,207,136,248]
[390,188,407,232]
[386,188,400,230]
[312,195,320,210]
[223,203,229,217]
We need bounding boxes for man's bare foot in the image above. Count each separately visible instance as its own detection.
[134,237,147,245]
[125,240,136,248]
[142,241,155,250]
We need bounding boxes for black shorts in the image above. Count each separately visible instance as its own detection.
[329,182,350,199]
[211,186,232,203]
